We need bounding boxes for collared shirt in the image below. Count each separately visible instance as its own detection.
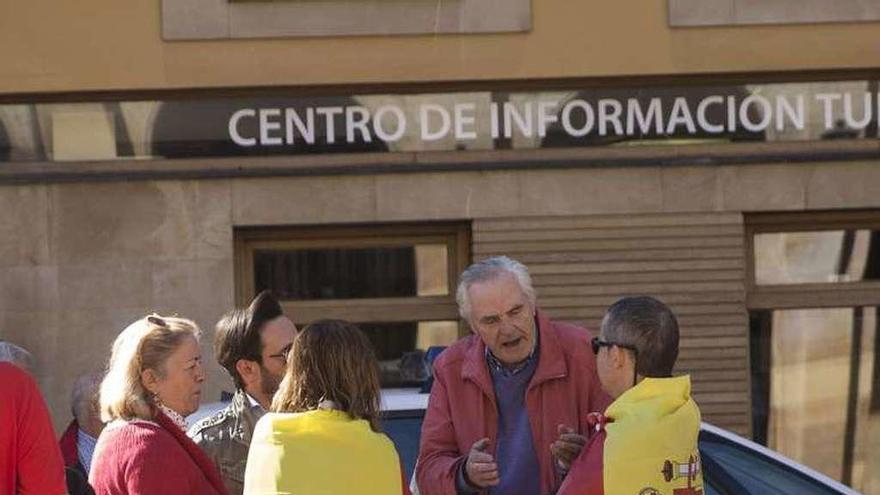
[245,393,267,417]
[317,399,340,411]
[484,327,540,377]
[76,428,98,474]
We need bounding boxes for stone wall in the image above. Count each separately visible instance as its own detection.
[3,159,880,429]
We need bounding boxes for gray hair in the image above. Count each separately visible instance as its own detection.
[0,341,35,373]
[455,256,537,321]
[601,296,680,377]
[71,372,103,423]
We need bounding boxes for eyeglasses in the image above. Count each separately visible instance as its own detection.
[591,336,637,355]
[267,343,292,363]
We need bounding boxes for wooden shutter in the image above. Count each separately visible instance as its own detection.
[473,212,750,436]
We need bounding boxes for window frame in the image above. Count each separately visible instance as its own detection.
[234,222,471,330]
[746,210,880,310]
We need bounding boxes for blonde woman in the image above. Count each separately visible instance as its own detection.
[243,319,410,495]
[89,314,227,495]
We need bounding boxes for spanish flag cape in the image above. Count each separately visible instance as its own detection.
[243,409,409,495]
[558,376,704,495]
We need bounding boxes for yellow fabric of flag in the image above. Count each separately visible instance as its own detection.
[243,409,403,495]
[603,376,704,495]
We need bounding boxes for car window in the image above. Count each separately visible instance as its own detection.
[699,431,843,495]
[382,410,425,481]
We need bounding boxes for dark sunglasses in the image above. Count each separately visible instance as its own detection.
[591,336,637,355]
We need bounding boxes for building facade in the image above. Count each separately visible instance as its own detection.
[1,1,879,491]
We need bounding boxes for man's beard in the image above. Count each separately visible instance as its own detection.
[260,365,284,399]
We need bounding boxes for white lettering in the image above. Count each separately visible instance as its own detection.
[285,108,315,144]
[346,106,372,143]
[454,103,477,140]
[316,107,344,144]
[598,99,623,136]
[696,96,725,134]
[727,96,737,132]
[739,95,772,132]
[561,100,594,137]
[490,102,500,139]
[815,93,842,130]
[666,97,696,134]
[775,95,805,131]
[504,102,533,138]
[421,104,452,141]
[259,108,283,146]
[627,98,663,135]
[373,105,406,142]
[228,109,256,147]
[843,92,872,130]
[537,101,558,137]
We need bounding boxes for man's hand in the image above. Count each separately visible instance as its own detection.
[465,438,500,488]
[550,424,587,471]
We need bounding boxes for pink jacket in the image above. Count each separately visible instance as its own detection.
[416,311,611,495]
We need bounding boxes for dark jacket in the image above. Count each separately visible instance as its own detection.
[60,420,95,495]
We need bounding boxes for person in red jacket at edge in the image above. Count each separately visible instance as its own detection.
[0,361,68,495]
[416,256,611,495]
[557,296,704,495]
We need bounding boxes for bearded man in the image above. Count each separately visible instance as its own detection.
[189,291,297,495]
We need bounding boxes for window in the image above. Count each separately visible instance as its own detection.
[747,211,880,309]
[236,222,470,387]
[162,0,529,40]
[669,0,880,27]
[747,211,880,492]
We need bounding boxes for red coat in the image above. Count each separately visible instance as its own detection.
[0,363,67,495]
[557,415,607,495]
[59,420,81,471]
[416,311,611,495]
[89,410,228,495]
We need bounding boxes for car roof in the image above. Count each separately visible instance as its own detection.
[187,387,430,427]
[189,389,859,495]
[699,422,859,495]
[380,388,430,412]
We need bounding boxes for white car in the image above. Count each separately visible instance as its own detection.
[190,388,858,495]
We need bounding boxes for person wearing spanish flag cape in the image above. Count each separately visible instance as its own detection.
[557,296,704,495]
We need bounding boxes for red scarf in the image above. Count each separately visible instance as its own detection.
[153,409,229,495]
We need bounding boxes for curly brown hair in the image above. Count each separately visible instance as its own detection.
[271,319,382,432]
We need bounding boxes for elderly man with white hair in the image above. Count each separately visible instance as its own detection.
[60,372,105,478]
[416,256,611,495]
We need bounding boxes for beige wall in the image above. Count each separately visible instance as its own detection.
[0,179,236,430]
[1,1,879,94]
[4,158,880,429]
